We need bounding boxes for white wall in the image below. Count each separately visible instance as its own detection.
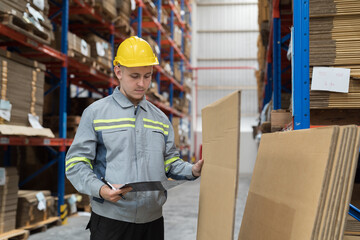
[191,1,259,173]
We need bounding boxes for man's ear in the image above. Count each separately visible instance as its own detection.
[114,65,122,80]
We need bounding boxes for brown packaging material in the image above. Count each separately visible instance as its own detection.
[238,125,360,240]
[94,0,117,20]
[197,91,241,240]
[173,62,181,83]
[0,49,45,127]
[53,30,91,58]
[85,34,112,70]
[0,167,19,234]
[270,109,292,132]
[16,190,56,228]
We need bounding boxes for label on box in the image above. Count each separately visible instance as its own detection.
[33,0,45,11]
[155,45,160,55]
[0,168,5,186]
[36,192,46,211]
[0,100,12,121]
[96,42,105,57]
[131,0,136,10]
[311,67,350,93]
[28,113,43,129]
[68,194,78,214]
[80,39,88,56]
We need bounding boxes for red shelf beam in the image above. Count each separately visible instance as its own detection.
[0,136,73,147]
[154,65,183,91]
[0,24,66,63]
[163,2,185,29]
[185,0,192,12]
[147,98,184,118]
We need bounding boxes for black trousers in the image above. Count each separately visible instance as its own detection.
[87,211,164,240]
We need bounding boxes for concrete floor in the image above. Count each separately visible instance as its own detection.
[28,176,251,240]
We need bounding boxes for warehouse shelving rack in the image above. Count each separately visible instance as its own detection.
[0,0,118,216]
[293,0,360,222]
[134,0,192,159]
[0,0,193,217]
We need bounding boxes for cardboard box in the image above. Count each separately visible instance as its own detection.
[16,190,56,228]
[85,34,112,70]
[197,91,241,240]
[172,117,180,148]
[0,49,45,127]
[117,0,132,20]
[238,126,360,240]
[270,109,292,132]
[173,62,181,83]
[53,30,91,58]
[94,0,117,20]
[0,167,19,234]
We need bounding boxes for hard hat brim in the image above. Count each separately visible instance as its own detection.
[113,56,159,68]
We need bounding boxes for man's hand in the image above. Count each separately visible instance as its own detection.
[100,184,132,202]
[192,159,204,177]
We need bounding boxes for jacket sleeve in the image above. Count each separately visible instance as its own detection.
[164,121,196,180]
[65,107,104,198]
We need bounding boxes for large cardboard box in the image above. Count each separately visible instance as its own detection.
[238,126,360,240]
[197,91,241,240]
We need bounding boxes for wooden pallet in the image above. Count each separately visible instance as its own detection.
[94,61,113,76]
[68,50,96,68]
[0,14,53,45]
[21,217,61,235]
[0,229,29,240]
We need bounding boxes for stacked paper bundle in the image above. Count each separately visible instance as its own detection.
[0,167,19,234]
[309,0,360,110]
[239,126,360,240]
[0,0,54,44]
[16,190,56,228]
[0,49,45,126]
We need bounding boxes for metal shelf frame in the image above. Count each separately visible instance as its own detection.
[0,0,117,216]
[292,0,360,221]
[135,0,191,120]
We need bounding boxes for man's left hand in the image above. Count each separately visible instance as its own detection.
[192,159,204,177]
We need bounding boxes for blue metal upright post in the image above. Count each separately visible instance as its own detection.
[273,17,281,110]
[58,0,69,219]
[169,6,175,122]
[4,146,11,166]
[179,0,185,100]
[292,0,310,129]
[156,0,162,93]
[109,24,115,95]
[137,6,143,38]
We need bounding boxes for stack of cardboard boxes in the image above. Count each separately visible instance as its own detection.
[0,49,45,127]
[0,0,54,44]
[16,190,56,228]
[0,167,19,234]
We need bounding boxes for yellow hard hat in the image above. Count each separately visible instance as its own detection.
[113,36,159,67]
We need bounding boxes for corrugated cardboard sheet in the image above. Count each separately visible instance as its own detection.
[197,91,241,240]
[239,126,360,240]
[0,49,45,126]
[0,167,19,234]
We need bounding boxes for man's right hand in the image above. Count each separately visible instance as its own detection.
[100,184,132,202]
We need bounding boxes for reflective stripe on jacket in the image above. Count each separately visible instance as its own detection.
[65,87,195,223]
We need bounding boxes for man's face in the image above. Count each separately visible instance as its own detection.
[114,65,153,104]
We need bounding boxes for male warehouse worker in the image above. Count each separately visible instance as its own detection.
[65,36,204,240]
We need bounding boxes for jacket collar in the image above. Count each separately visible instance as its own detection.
[112,87,148,112]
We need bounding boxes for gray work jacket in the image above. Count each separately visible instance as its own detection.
[65,87,195,223]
